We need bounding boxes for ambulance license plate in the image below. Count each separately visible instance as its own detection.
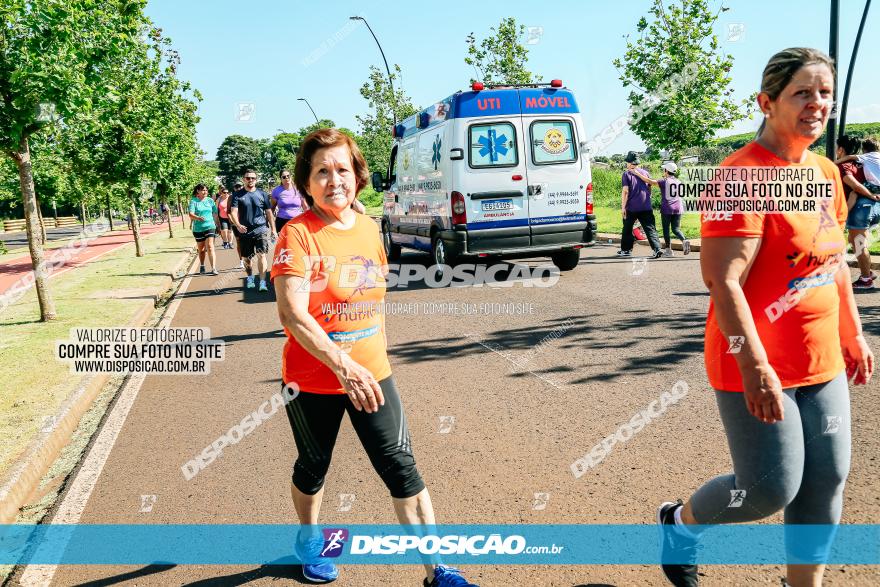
[481,199,514,211]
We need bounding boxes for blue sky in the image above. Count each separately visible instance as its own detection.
[145,0,880,160]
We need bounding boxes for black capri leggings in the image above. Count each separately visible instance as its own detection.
[284,376,426,499]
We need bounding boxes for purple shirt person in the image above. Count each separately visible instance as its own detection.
[628,161,690,255]
[658,177,683,214]
[271,170,308,233]
[622,167,653,212]
[618,151,663,257]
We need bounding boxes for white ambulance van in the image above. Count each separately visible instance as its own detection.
[372,80,596,272]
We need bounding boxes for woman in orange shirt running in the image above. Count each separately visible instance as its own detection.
[271,129,478,587]
[657,48,874,587]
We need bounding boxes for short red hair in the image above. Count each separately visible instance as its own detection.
[294,128,369,206]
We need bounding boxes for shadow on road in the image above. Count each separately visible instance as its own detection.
[71,563,176,586]
[857,300,880,337]
[216,329,285,345]
[390,310,705,386]
[179,560,312,586]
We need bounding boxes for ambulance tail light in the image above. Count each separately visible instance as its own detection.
[471,81,484,91]
[550,79,563,88]
[585,182,594,215]
[451,191,467,224]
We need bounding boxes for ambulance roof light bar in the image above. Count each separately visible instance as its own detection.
[473,80,564,90]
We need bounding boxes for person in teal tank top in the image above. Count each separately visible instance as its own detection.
[188,183,220,275]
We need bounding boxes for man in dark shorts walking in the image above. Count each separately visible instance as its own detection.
[230,169,277,291]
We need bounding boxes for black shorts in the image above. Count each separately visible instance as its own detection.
[275,216,291,234]
[193,230,216,242]
[284,376,425,499]
[240,232,269,257]
[219,218,231,230]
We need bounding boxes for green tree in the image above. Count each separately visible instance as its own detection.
[149,46,202,237]
[216,135,262,188]
[0,0,148,320]
[612,0,753,156]
[69,25,187,257]
[263,132,301,178]
[356,65,417,176]
[465,17,534,85]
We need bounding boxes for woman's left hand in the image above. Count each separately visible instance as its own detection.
[842,334,874,385]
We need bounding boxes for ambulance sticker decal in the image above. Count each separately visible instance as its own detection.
[432,135,442,170]
[541,128,567,155]
[477,129,509,162]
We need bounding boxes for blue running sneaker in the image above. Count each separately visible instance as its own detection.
[295,534,338,584]
[424,565,478,587]
[245,275,256,289]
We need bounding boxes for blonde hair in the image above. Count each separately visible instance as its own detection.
[757,48,835,137]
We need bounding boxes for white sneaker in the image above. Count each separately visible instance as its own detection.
[683,241,691,255]
[663,248,674,257]
[239,260,245,269]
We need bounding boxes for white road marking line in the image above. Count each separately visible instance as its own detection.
[465,332,562,389]
[18,260,197,587]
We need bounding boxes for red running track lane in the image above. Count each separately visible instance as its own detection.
[0,222,187,296]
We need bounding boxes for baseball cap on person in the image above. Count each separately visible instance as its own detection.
[624,151,640,164]
[661,161,678,174]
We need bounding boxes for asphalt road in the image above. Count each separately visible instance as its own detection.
[13,241,880,586]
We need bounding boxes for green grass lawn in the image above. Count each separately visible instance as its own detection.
[0,231,194,477]
[594,205,702,240]
[593,204,880,254]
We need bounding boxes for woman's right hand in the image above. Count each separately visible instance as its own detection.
[335,352,384,413]
[741,363,785,423]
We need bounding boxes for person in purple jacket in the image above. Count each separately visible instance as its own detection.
[629,161,691,257]
[618,151,663,258]
[271,169,309,233]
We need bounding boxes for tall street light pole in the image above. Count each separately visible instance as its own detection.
[350,16,397,126]
[826,0,839,160]
[839,0,872,135]
[297,98,319,124]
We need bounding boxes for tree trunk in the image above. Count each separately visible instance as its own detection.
[36,200,47,243]
[128,193,144,257]
[177,195,187,228]
[165,195,174,238]
[13,137,57,321]
[106,193,114,231]
[80,199,87,229]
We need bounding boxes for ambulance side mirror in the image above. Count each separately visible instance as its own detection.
[371,171,386,192]
[449,148,464,161]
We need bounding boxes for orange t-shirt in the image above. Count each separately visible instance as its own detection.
[269,210,391,394]
[702,142,847,392]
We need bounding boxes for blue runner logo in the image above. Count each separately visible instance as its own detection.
[320,528,349,558]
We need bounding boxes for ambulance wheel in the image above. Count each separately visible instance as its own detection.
[432,234,457,274]
[382,221,401,261]
[551,249,581,271]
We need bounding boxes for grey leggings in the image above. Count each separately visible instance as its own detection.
[690,372,851,559]
[661,213,686,248]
